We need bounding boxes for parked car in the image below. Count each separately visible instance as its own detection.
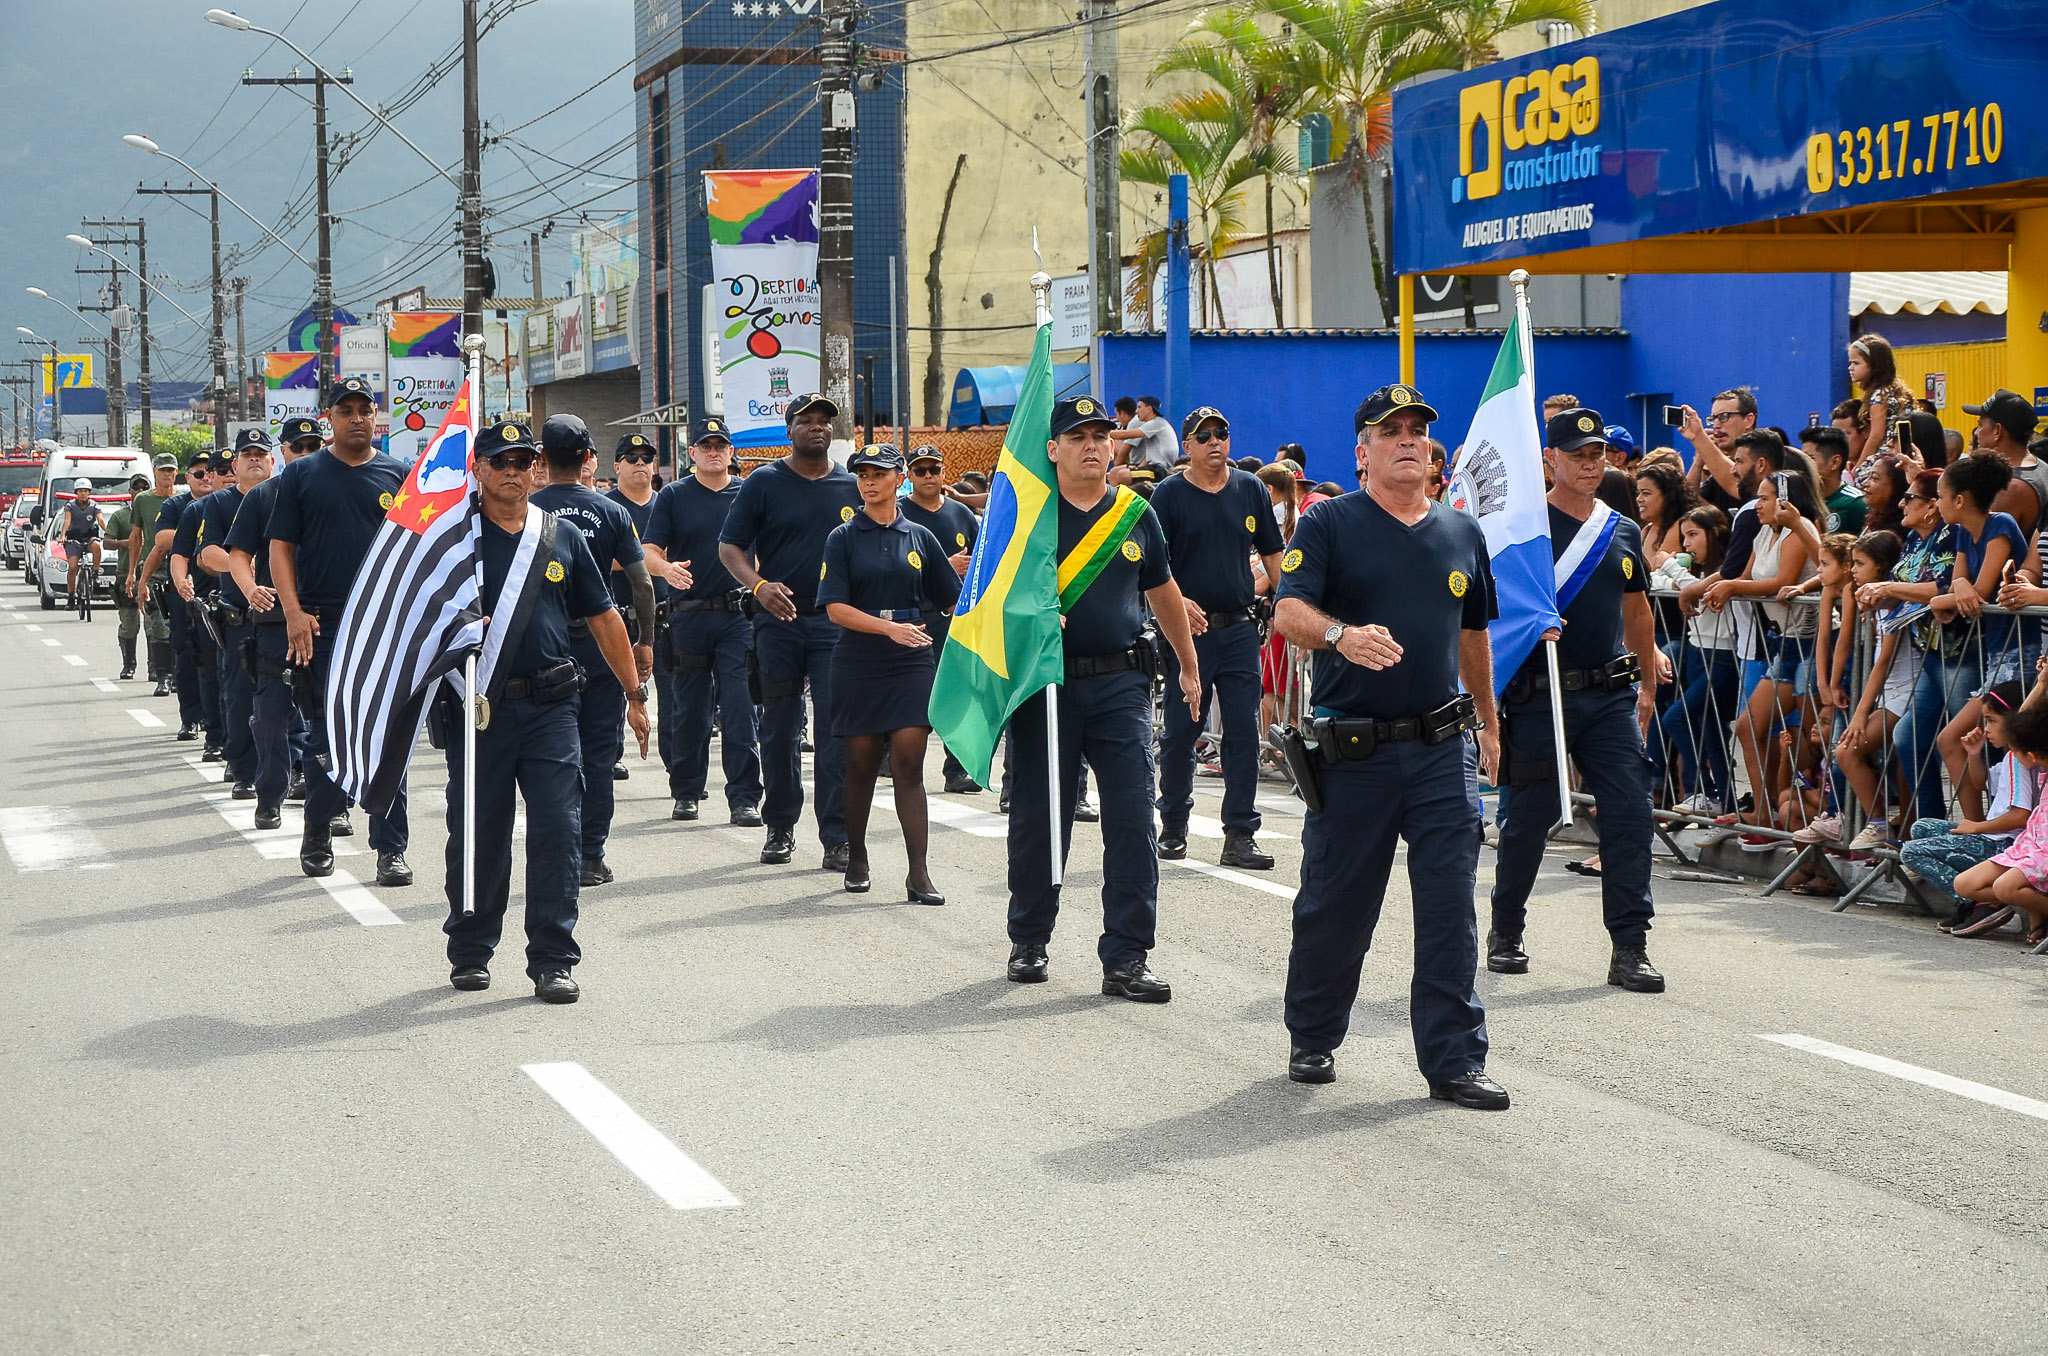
[4,491,37,572]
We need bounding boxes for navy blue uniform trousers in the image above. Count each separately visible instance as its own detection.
[569,632,624,863]
[1491,686,1656,946]
[1285,737,1489,1081]
[167,595,216,735]
[1006,670,1158,966]
[668,608,761,807]
[754,611,846,847]
[249,622,293,809]
[441,695,582,979]
[254,623,407,851]
[1157,620,1263,834]
[217,618,256,784]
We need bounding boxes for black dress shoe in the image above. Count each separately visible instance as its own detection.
[376,851,414,887]
[1429,1070,1511,1110]
[1608,943,1666,993]
[997,794,1011,815]
[761,827,795,864]
[119,663,136,680]
[534,970,579,1003]
[299,827,334,878]
[253,805,282,831]
[286,770,306,802]
[450,966,490,991]
[672,798,700,821]
[230,780,256,801]
[222,766,235,783]
[1486,929,1529,975]
[580,858,614,887]
[822,842,851,872]
[1006,942,1049,983]
[730,803,763,827]
[1102,957,1171,1003]
[176,723,200,742]
[329,813,354,837]
[1157,822,1189,860]
[943,772,982,794]
[153,677,172,697]
[612,762,629,781]
[906,878,945,906]
[1220,830,1274,870]
[202,745,224,763]
[1289,1048,1336,1084]
[1073,796,1100,823]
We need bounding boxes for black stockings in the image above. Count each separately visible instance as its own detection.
[843,726,934,892]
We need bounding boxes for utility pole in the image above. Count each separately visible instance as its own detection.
[140,184,227,451]
[230,278,249,420]
[461,0,485,343]
[818,0,858,443]
[75,256,128,444]
[530,231,543,302]
[243,65,350,390]
[1082,0,1121,341]
[84,218,152,453]
[0,376,26,449]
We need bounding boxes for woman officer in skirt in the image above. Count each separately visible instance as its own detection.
[818,443,963,901]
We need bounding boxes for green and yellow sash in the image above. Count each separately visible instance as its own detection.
[1056,485,1148,613]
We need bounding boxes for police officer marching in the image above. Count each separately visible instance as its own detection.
[105,472,152,679]
[1146,403,1286,869]
[126,453,180,693]
[606,433,672,782]
[194,427,276,802]
[444,420,651,1004]
[642,416,764,826]
[530,414,657,888]
[164,451,228,755]
[717,394,863,869]
[1488,407,1665,994]
[1004,395,1202,1001]
[899,443,983,794]
[1273,383,1508,1108]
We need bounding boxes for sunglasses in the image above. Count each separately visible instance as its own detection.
[487,450,537,472]
[617,452,657,464]
[1900,492,1931,502]
[910,463,944,475]
[291,438,323,452]
[1191,427,1230,444]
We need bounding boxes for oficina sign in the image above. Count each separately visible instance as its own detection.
[1392,0,2048,276]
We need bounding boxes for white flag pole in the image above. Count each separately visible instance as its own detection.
[1030,267,1063,889]
[1508,268,1573,830]
[461,333,486,914]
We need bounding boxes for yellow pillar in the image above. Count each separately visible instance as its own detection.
[2009,209,2048,424]
[1398,274,1416,386]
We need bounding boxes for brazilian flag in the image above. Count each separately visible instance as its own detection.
[927,321,1063,784]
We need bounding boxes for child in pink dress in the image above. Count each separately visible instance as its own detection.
[1951,701,2048,941]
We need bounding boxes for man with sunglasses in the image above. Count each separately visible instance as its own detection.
[718,393,863,868]
[1146,405,1285,870]
[127,453,181,693]
[608,432,674,780]
[531,414,657,889]
[142,457,219,743]
[267,375,414,885]
[643,416,763,826]
[899,444,982,794]
[194,428,277,802]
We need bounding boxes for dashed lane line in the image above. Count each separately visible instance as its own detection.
[90,678,120,693]
[61,654,85,667]
[1164,856,1297,900]
[314,867,403,927]
[40,637,58,647]
[1760,1034,2048,1123]
[126,708,165,728]
[24,623,42,631]
[0,806,111,873]
[523,1062,740,1210]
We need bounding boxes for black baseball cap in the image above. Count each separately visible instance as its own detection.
[1546,406,1609,452]
[1180,405,1227,441]
[847,443,905,472]
[325,374,376,408]
[279,415,322,445]
[1962,389,2038,441]
[207,449,238,472]
[1353,383,1440,433]
[476,419,537,458]
[1049,394,1115,439]
[687,416,731,446]
[785,392,838,424]
[233,427,273,455]
[907,444,944,467]
[541,413,592,454]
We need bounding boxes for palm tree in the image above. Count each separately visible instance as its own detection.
[1153,8,1307,325]
[1119,100,1282,326]
[1393,0,1597,71]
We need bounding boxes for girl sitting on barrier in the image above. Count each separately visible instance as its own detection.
[1838,531,1917,847]
[1899,681,2033,931]
[1945,697,2048,942]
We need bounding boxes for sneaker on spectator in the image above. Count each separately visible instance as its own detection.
[1737,832,1778,852]
[1791,813,1843,845]
[1951,903,2016,937]
[1847,823,1890,850]
[1938,903,1974,933]
[1676,793,1723,817]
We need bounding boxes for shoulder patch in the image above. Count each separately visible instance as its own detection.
[1281,548,1304,573]
[841,505,855,522]
[1244,514,1257,533]
[1448,569,1469,597]
[907,549,922,570]
[1120,539,1143,563]
[955,532,966,548]
[820,560,829,581]
[545,559,565,584]
[1621,555,1634,579]
[378,491,395,510]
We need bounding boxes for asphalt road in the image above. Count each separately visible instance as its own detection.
[4,572,2047,1355]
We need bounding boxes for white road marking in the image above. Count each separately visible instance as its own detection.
[316,868,403,926]
[523,1062,741,1210]
[186,759,363,860]
[61,654,86,667]
[1760,1034,2048,1123]
[24,623,42,632]
[0,806,110,872]
[127,708,165,728]
[1165,856,1296,900]
[925,797,1008,838]
[41,637,59,647]
[90,677,119,693]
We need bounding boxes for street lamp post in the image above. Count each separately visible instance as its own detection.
[26,289,117,444]
[71,229,211,456]
[17,327,63,443]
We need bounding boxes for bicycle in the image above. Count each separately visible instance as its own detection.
[74,556,96,623]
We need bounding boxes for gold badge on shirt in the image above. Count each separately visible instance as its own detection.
[1281,548,1303,573]
[907,550,922,570]
[379,492,395,510]
[1244,515,1256,533]
[1621,556,1634,579]
[545,560,565,583]
[841,505,855,522]
[1448,570,1470,597]
[1120,540,1143,562]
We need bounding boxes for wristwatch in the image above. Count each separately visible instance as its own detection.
[629,683,649,703]
[1323,622,1347,650]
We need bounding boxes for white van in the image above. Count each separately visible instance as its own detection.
[27,445,150,609]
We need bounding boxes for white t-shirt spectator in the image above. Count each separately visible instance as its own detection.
[1130,416,1178,474]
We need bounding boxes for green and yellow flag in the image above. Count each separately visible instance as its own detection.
[927,321,1063,783]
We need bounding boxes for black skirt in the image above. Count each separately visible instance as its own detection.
[829,629,938,737]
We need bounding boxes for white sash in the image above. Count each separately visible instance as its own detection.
[1552,499,1620,613]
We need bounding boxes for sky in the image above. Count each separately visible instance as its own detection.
[0,0,638,392]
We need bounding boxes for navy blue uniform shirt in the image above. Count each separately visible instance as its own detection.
[195,486,247,606]
[718,458,862,601]
[482,514,613,681]
[817,512,962,615]
[1537,503,1647,677]
[223,476,284,596]
[153,491,192,539]
[646,476,743,599]
[169,491,212,563]
[531,483,645,578]
[606,487,667,606]
[1059,488,1172,656]
[1278,492,1497,718]
[266,449,410,609]
[1146,467,1286,611]
[899,495,979,562]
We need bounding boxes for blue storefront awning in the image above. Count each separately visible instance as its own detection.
[947,364,1091,428]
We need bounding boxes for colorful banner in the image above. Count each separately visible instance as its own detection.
[704,168,819,446]
[387,312,461,359]
[387,356,464,464]
[264,352,320,443]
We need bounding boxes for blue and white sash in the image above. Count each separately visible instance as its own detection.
[1552,499,1622,615]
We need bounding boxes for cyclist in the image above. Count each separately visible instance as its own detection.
[59,478,103,604]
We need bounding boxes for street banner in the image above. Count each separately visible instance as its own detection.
[703,168,819,447]
[387,313,463,462]
[338,323,389,401]
[263,352,320,443]
[41,354,94,397]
